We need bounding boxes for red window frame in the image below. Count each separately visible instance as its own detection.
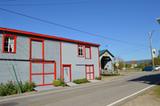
[2,34,17,53]
[29,38,44,60]
[85,46,91,59]
[77,45,85,57]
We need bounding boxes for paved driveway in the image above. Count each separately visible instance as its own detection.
[0,71,160,106]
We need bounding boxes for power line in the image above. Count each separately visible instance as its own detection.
[0,0,92,6]
[0,0,16,2]
[0,7,146,47]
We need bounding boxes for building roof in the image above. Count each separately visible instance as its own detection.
[100,49,114,57]
[0,27,100,47]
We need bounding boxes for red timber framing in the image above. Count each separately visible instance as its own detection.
[29,38,56,86]
[60,42,63,80]
[98,47,101,78]
[62,64,72,82]
[0,27,100,47]
[85,65,94,80]
[2,34,17,54]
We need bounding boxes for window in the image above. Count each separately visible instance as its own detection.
[78,45,84,57]
[2,34,16,53]
[85,46,91,59]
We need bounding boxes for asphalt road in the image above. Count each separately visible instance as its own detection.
[0,71,160,106]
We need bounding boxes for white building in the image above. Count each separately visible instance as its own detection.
[0,27,101,86]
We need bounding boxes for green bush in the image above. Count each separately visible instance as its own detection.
[101,73,120,76]
[0,81,17,96]
[0,81,36,96]
[73,78,89,84]
[53,80,66,87]
[95,77,101,80]
[21,82,36,92]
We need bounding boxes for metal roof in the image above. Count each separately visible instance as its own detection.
[100,49,114,57]
[0,27,100,47]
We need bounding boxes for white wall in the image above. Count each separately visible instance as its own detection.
[62,42,99,80]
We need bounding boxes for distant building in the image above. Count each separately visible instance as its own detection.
[100,49,115,74]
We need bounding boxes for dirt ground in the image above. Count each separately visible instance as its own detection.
[101,70,142,81]
[121,87,160,106]
[101,70,160,106]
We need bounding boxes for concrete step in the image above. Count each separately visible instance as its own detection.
[66,82,78,87]
[89,80,100,83]
[35,85,56,91]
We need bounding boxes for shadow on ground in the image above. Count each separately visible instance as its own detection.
[0,102,18,106]
[128,73,160,85]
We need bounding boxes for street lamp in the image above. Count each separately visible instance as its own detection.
[157,18,160,24]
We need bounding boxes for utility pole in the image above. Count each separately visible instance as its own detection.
[149,31,155,68]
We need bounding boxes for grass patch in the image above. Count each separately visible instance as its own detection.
[153,85,160,97]
[95,77,102,80]
[101,73,120,76]
[73,78,89,84]
[0,81,36,96]
[53,80,66,87]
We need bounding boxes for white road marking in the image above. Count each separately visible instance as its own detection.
[0,72,157,104]
[106,84,155,106]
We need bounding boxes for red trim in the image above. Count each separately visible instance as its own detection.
[29,38,32,60]
[85,64,94,80]
[31,59,55,63]
[62,64,72,82]
[42,41,45,85]
[98,47,101,77]
[30,61,56,86]
[42,40,45,60]
[32,72,55,76]
[42,59,45,85]
[54,62,56,80]
[29,61,32,83]
[60,42,63,80]
[2,34,17,54]
[85,46,91,59]
[29,38,56,86]
[30,38,44,60]
[0,27,100,47]
[37,83,53,86]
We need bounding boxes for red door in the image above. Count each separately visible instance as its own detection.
[86,65,94,80]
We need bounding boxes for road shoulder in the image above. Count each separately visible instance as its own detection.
[120,85,160,106]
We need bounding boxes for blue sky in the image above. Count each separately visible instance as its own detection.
[0,0,160,61]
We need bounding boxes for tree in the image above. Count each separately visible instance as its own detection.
[154,57,160,65]
[125,64,132,69]
[118,61,125,70]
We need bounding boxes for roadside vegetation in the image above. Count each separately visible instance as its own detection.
[0,81,36,96]
[53,80,66,87]
[73,78,89,84]
[101,73,120,76]
[125,57,160,71]
[153,85,160,97]
[95,77,102,80]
